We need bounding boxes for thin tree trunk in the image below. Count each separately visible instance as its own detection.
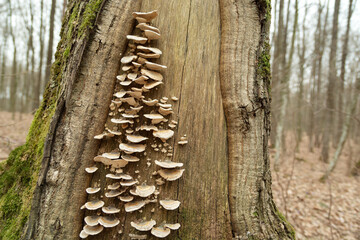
[336,0,354,142]
[44,0,57,90]
[321,0,340,162]
[62,0,67,20]
[32,0,44,111]
[7,0,17,119]
[322,74,360,180]
[274,0,299,170]
[0,37,7,109]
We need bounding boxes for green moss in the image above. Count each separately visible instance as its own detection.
[257,42,271,95]
[0,0,105,238]
[276,210,296,239]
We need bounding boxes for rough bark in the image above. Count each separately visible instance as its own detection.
[0,0,294,239]
[44,0,57,89]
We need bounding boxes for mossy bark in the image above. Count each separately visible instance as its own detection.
[0,0,295,239]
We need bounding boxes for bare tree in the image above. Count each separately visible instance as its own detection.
[7,0,17,119]
[44,0,57,89]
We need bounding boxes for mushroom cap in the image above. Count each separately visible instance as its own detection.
[106,173,133,180]
[79,230,89,239]
[108,182,121,190]
[82,200,105,210]
[153,130,174,141]
[95,156,128,168]
[102,205,120,214]
[136,23,160,33]
[155,160,183,169]
[86,187,101,194]
[159,200,181,210]
[113,89,127,98]
[121,154,140,162]
[122,65,133,71]
[158,107,173,116]
[94,132,114,139]
[164,223,181,230]
[144,30,161,40]
[84,216,101,226]
[121,55,138,64]
[116,74,127,81]
[120,97,138,106]
[126,35,148,44]
[127,91,144,99]
[131,219,156,231]
[137,52,161,59]
[157,103,172,108]
[141,69,163,81]
[128,72,138,80]
[83,225,104,235]
[136,125,159,131]
[102,152,120,159]
[125,201,146,212]
[151,226,171,238]
[126,134,148,143]
[105,190,123,198]
[120,179,139,187]
[145,61,167,71]
[158,169,185,181]
[133,75,149,84]
[136,184,156,197]
[111,118,133,124]
[143,113,164,120]
[120,80,132,86]
[132,10,158,21]
[178,140,188,145]
[85,166,98,173]
[119,143,146,153]
[142,98,159,106]
[99,216,120,228]
[122,113,139,118]
[137,45,162,55]
[107,129,122,136]
[143,81,163,90]
[119,195,135,202]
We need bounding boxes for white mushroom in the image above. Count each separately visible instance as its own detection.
[121,154,140,162]
[132,10,158,22]
[86,187,101,194]
[133,75,149,84]
[126,35,148,44]
[113,89,127,98]
[108,182,121,190]
[159,200,181,210]
[119,143,146,153]
[164,223,181,230]
[143,114,165,124]
[102,152,120,159]
[119,195,134,202]
[135,184,156,197]
[84,216,101,226]
[125,201,146,212]
[83,225,104,236]
[111,118,133,124]
[120,179,138,187]
[151,226,171,238]
[126,134,148,143]
[137,52,161,59]
[143,81,163,90]
[141,69,163,81]
[131,219,156,231]
[106,173,132,180]
[79,230,88,239]
[102,205,120,214]
[136,23,160,33]
[105,190,123,198]
[116,74,127,81]
[81,200,104,210]
[137,45,162,55]
[121,55,138,64]
[158,107,173,116]
[142,98,159,106]
[158,169,185,181]
[99,216,120,228]
[155,160,183,169]
[145,61,167,71]
[136,125,159,131]
[144,30,161,40]
[153,130,174,141]
[85,166,98,173]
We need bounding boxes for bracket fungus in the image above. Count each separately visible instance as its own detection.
[131,219,156,231]
[80,10,185,238]
[159,200,181,210]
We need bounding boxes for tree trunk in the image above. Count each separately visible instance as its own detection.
[336,0,354,142]
[321,0,340,162]
[0,0,293,239]
[322,73,360,180]
[44,0,57,89]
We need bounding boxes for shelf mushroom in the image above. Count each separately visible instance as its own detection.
[125,200,146,212]
[130,219,156,231]
[159,200,181,210]
[84,216,101,226]
[81,200,104,210]
[155,160,183,168]
[83,225,104,236]
[151,226,171,238]
[158,169,185,181]
[99,216,120,228]
[135,184,156,197]
[153,130,174,142]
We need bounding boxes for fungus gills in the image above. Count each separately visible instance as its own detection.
[80,10,186,238]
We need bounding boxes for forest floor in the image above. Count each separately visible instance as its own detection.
[0,111,359,239]
[271,134,360,240]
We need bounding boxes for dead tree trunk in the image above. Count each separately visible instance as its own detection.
[0,0,294,239]
[321,0,340,162]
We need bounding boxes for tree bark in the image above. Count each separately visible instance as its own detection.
[3,0,294,239]
[321,0,340,162]
[44,0,57,89]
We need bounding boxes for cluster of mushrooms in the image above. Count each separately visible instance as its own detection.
[79,10,187,239]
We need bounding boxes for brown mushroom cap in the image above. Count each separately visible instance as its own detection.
[108,182,121,190]
[125,200,146,212]
[126,35,148,44]
[143,81,163,90]
[106,173,132,180]
[135,184,156,197]
[133,75,149,84]
[105,190,123,198]
[119,143,146,153]
[145,61,167,71]
[137,52,161,59]
[154,160,183,169]
[131,219,156,231]
[159,200,181,210]
[132,10,158,22]
[119,195,135,202]
[144,30,161,40]
[142,98,159,106]
[141,69,163,81]
[99,216,120,228]
[136,125,159,131]
[121,154,140,162]
[153,130,174,141]
[79,230,88,239]
[102,205,120,214]
[164,223,181,230]
[128,72,138,80]
[84,216,101,226]
[137,45,162,55]
[86,187,101,194]
[158,107,173,116]
[151,226,171,238]
[136,23,160,33]
[83,225,104,235]
[82,200,105,210]
[102,152,120,159]
[158,169,185,181]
